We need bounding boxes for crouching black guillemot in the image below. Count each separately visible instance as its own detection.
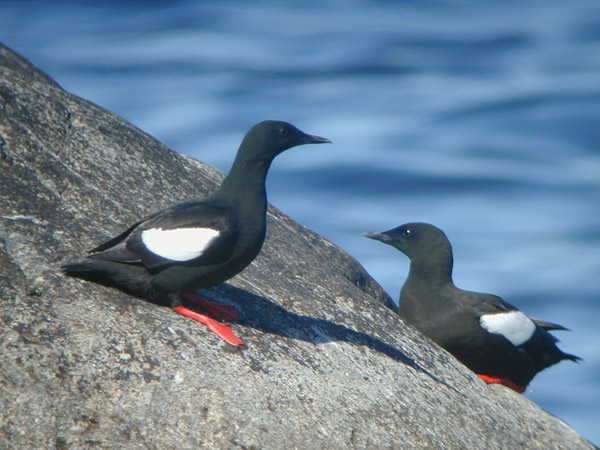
[363,222,580,392]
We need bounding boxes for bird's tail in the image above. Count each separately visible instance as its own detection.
[562,351,582,363]
[63,261,115,285]
[62,260,153,300]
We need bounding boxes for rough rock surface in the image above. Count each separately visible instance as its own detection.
[0,43,594,450]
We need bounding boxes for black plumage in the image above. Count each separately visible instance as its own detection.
[63,120,331,346]
[363,222,580,392]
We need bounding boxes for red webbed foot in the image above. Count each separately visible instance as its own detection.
[477,374,526,393]
[173,305,244,347]
[182,292,239,322]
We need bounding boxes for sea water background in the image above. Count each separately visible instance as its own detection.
[2,0,599,443]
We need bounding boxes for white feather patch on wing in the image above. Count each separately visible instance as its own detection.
[479,311,536,346]
[141,227,220,261]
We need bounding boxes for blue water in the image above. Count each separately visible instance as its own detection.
[2,0,599,443]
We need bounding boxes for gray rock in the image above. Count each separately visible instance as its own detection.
[0,42,594,450]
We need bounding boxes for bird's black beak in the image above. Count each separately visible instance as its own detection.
[299,133,332,145]
[361,231,392,243]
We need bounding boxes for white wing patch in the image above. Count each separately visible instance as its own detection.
[479,311,536,346]
[141,227,220,261]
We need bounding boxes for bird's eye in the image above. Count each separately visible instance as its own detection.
[402,228,412,238]
[279,128,289,136]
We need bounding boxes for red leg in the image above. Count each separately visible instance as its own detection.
[173,305,244,347]
[182,292,239,322]
[477,374,526,393]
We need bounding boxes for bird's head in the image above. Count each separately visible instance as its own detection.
[362,222,453,269]
[241,120,331,160]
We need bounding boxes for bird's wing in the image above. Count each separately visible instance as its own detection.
[472,293,569,330]
[89,201,238,269]
[461,291,538,347]
[125,201,239,269]
[530,317,571,332]
[90,220,144,253]
[461,291,517,314]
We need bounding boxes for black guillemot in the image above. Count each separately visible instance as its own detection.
[363,222,580,392]
[63,120,331,346]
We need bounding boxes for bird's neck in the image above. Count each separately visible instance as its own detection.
[401,261,454,324]
[219,154,273,200]
[407,259,454,287]
[400,252,455,325]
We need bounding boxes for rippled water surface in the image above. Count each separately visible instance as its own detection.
[2,0,599,443]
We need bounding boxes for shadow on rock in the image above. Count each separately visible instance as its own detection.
[198,283,458,392]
